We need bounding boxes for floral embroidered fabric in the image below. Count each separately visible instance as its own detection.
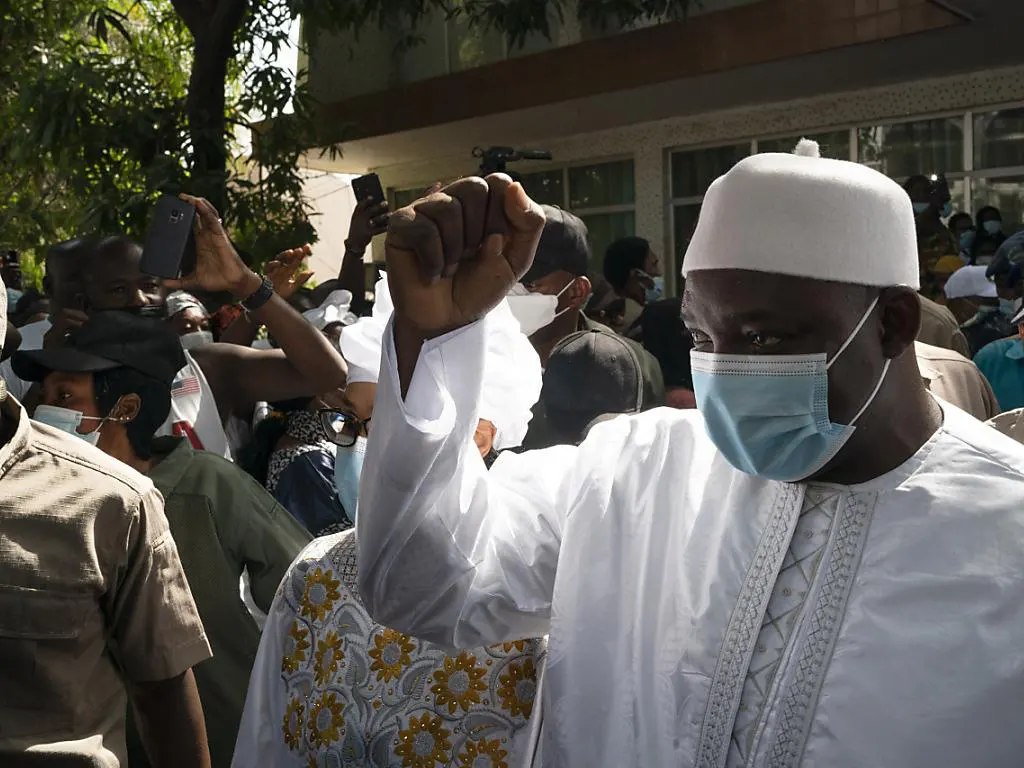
[264,531,544,767]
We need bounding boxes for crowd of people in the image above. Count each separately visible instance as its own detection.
[4,138,1024,767]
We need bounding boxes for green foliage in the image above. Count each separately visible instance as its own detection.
[1,0,693,277]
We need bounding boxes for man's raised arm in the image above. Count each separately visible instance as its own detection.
[357,177,587,648]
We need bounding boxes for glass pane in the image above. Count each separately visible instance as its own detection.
[580,212,636,272]
[568,160,635,209]
[974,108,1024,170]
[758,130,851,160]
[972,176,1024,235]
[674,204,702,267]
[857,117,964,178]
[518,170,565,208]
[671,144,749,199]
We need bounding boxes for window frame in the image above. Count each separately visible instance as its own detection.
[667,104,1024,272]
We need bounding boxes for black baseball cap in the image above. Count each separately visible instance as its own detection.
[541,329,664,443]
[521,206,590,284]
[14,310,185,388]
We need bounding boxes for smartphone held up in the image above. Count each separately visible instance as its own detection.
[141,195,198,279]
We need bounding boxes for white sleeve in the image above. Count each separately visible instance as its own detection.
[0,359,31,402]
[357,316,593,649]
[232,582,294,768]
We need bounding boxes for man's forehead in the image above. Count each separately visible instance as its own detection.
[683,269,864,323]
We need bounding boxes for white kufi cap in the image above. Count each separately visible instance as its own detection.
[944,265,996,300]
[683,139,920,289]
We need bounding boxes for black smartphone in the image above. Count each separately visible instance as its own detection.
[140,195,197,279]
[351,173,385,205]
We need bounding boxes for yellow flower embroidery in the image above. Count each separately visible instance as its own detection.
[282,621,311,674]
[306,691,345,750]
[394,713,452,768]
[430,651,488,714]
[282,697,304,750]
[458,737,509,768]
[368,628,414,683]
[301,567,341,623]
[313,630,345,686]
[497,658,537,719]
[500,640,527,653]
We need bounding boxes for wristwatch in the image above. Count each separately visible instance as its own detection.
[241,274,274,311]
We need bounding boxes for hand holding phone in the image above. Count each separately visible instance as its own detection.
[163,194,261,299]
[351,173,385,205]
[141,195,198,279]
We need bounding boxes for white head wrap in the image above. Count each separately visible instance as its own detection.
[944,265,997,300]
[683,139,920,289]
[340,274,542,450]
[166,290,205,319]
[302,289,358,331]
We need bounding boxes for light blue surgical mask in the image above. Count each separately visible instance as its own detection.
[690,297,889,482]
[960,230,975,251]
[912,202,930,215]
[333,436,366,518]
[33,404,105,446]
[999,298,1019,318]
[180,330,214,351]
[940,202,953,219]
[983,220,1003,236]
[645,276,665,304]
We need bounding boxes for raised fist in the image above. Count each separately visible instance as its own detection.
[385,175,545,338]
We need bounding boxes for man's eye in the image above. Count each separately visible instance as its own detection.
[689,330,712,350]
[747,332,782,348]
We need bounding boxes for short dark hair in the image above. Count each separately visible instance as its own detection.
[603,237,650,291]
[94,367,171,460]
[948,212,972,231]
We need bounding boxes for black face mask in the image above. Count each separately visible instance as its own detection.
[124,304,167,320]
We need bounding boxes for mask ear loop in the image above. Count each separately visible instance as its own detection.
[826,295,881,371]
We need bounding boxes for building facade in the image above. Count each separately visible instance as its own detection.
[297,0,1024,290]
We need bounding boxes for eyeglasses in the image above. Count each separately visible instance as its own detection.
[317,408,370,448]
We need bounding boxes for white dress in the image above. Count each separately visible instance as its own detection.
[232,530,545,767]
[357,314,1024,767]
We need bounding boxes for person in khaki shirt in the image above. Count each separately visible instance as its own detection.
[0,284,212,767]
[917,293,972,358]
[915,340,999,421]
[15,310,312,768]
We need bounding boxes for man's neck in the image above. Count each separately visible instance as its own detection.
[530,311,581,367]
[813,369,944,486]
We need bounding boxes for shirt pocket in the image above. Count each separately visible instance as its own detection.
[0,585,93,738]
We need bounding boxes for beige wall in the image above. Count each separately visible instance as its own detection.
[328,65,1024,291]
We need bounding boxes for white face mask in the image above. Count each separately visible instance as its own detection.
[180,330,214,350]
[34,404,106,446]
[506,281,573,336]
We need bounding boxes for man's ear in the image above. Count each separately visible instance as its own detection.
[569,275,592,311]
[110,393,142,423]
[879,287,921,359]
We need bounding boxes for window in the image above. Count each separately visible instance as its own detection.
[671,143,748,200]
[669,144,749,264]
[758,130,851,160]
[518,169,564,208]
[974,107,1024,170]
[857,117,964,178]
[518,159,637,270]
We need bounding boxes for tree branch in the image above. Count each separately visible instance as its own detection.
[168,0,205,35]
